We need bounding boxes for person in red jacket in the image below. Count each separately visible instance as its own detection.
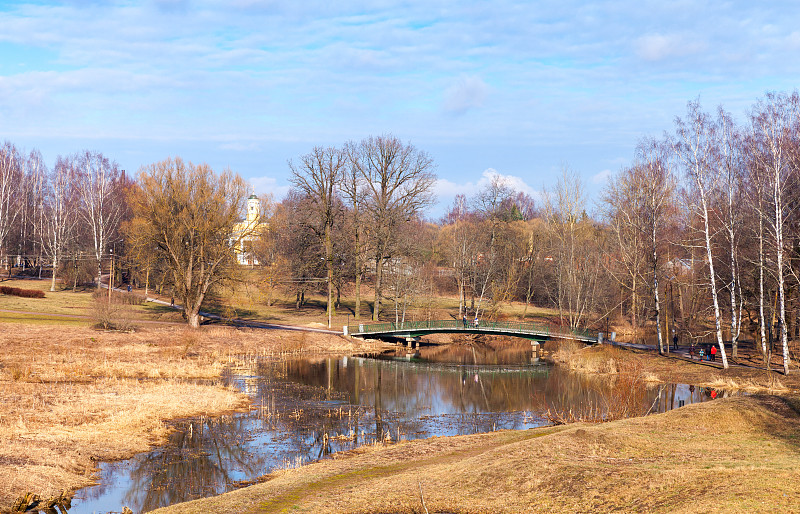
[710,344,717,362]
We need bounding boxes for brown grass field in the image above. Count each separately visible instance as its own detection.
[2,277,800,513]
[0,321,386,512]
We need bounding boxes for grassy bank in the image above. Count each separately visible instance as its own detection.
[153,394,800,513]
[548,339,797,392]
[0,323,387,512]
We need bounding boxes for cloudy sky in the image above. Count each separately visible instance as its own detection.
[2,0,800,217]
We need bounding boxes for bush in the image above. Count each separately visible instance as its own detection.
[91,297,137,331]
[0,285,45,298]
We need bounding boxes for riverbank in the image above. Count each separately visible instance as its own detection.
[2,321,798,513]
[152,393,800,513]
[0,323,387,512]
[547,338,797,392]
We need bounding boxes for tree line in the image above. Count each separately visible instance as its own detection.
[1,92,799,374]
[0,145,131,291]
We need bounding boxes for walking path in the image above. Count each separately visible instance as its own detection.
[0,280,341,335]
[605,338,779,372]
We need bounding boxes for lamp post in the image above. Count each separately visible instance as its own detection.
[108,246,115,303]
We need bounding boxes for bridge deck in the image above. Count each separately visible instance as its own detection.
[345,319,599,343]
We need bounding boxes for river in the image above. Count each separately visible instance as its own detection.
[70,340,720,513]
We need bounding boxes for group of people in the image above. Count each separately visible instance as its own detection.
[462,314,479,328]
[691,343,718,361]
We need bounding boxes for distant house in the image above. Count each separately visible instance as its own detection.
[233,193,266,265]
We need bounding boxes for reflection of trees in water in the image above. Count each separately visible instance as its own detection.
[76,351,726,513]
[120,415,267,513]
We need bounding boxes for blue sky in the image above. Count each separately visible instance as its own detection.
[2,1,800,218]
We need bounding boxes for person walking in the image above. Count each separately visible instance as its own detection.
[462,314,468,329]
[710,344,717,362]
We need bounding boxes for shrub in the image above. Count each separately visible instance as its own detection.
[0,285,45,298]
[91,297,137,331]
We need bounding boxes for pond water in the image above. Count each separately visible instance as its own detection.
[70,341,723,513]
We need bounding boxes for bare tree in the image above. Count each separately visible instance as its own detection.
[0,142,22,272]
[637,138,677,353]
[289,146,346,328]
[351,135,436,321]
[716,108,746,358]
[543,168,601,330]
[673,101,729,369]
[130,158,249,328]
[471,174,515,319]
[42,156,79,292]
[341,141,370,320]
[603,165,648,337]
[748,91,799,374]
[440,194,478,317]
[76,150,128,287]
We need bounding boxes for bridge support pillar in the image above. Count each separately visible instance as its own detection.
[405,337,418,349]
[531,341,541,360]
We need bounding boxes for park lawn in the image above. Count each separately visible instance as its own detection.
[0,279,95,315]
[201,273,561,329]
[153,394,800,514]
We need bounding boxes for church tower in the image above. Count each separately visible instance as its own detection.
[246,192,259,224]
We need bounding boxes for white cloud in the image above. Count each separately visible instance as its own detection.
[250,175,290,199]
[443,75,489,115]
[592,169,611,184]
[634,33,705,62]
[434,168,540,201]
[478,168,538,197]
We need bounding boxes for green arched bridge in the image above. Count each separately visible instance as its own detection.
[343,319,602,344]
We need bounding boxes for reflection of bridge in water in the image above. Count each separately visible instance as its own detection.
[344,319,603,346]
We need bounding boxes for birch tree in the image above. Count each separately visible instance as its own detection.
[0,142,22,271]
[76,150,127,287]
[673,101,729,369]
[637,138,677,354]
[749,91,799,374]
[543,168,600,330]
[42,156,78,292]
[716,108,745,358]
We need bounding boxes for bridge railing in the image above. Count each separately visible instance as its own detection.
[346,319,599,340]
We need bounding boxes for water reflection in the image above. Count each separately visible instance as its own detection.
[70,342,724,513]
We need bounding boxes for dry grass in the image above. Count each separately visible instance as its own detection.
[153,394,800,514]
[547,340,799,393]
[0,322,388,512]
[549,339,621,374]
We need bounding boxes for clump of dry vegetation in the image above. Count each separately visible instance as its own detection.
[90,296,138,331]
[549,339,622,374]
